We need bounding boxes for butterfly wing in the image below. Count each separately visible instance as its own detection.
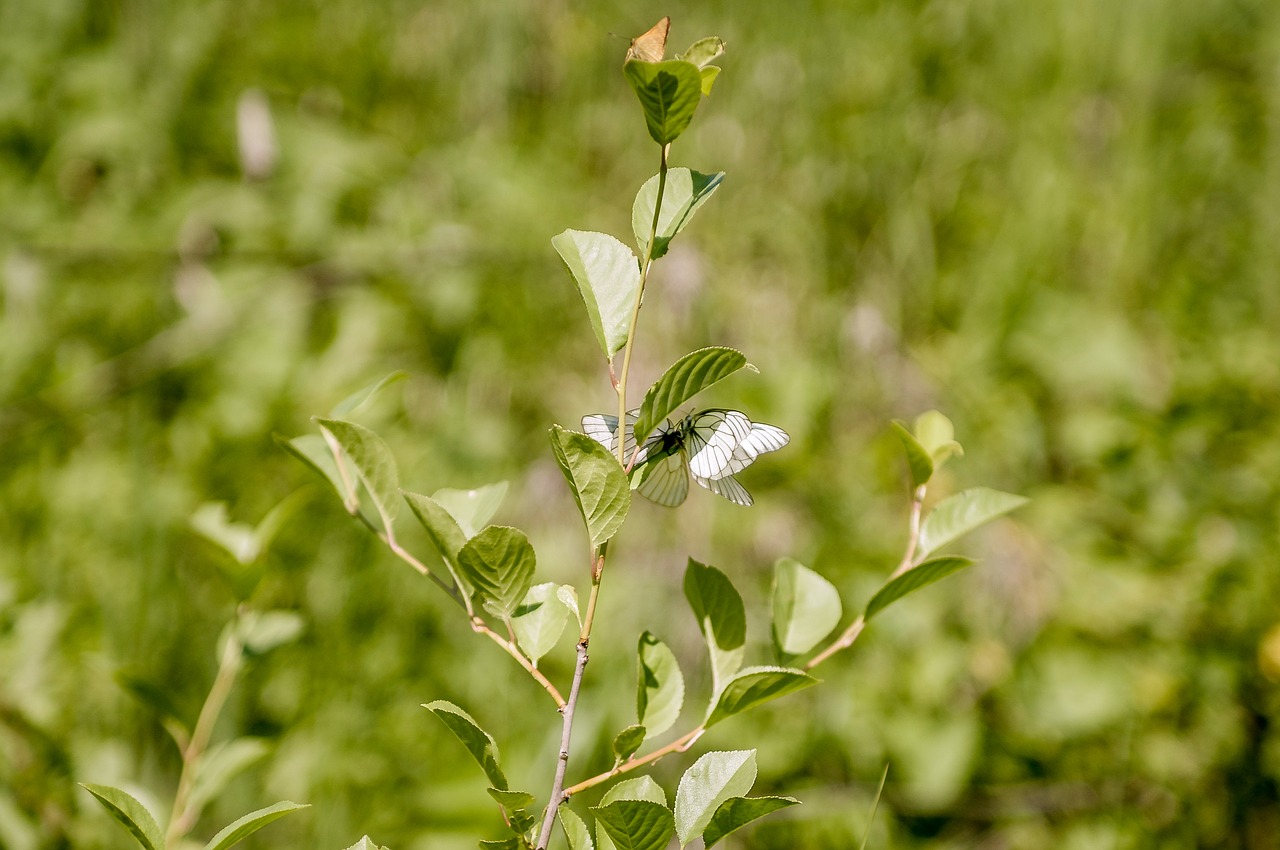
[581,412,648,464]
[709,422,790,479]
[693,472,753,506]
[636,448,690,507]
[685,409,753,479]
[626,16,670,63]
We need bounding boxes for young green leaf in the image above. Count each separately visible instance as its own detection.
[343,838,391,850]
[698,66,722,97]
[917,488,1029,560]
[201,800,309,850]
[558,584,582,629]
[636,631,685,739]
[684,560,746,697]
[479,839,522,850]
[634,349,748,443]
[913,410,963,467]
[560,807,595,850]
[705,667,818,728]
[79,783,164,850]
[549,426,631,547]
[863,556,974,621]
[592,800,675,850]
[601,775,667,806]
[512,583,571,664]
[329,371,408,418]
[771,558,842,658]
[186,738,271,824]
[277,433,347,505]
[891,421,933,488]
[423,700,508,790]
[456,526,537,620]
[235,609,304,655]
[430,482,509,539]
[487,788,536,810]
[612,725,647,763]
[702,796,799,848]
[551,230,641,361]
[314,418,400,528]
[632,169,725,261]
[674,750,757,846]
[402,489,471,593]
[677,37,725,69]
[623,60,704,145]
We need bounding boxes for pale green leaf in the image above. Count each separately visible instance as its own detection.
[430,482,509,539]
[314,418,400,528]
[79,784,164,850]
[699,65,721,96]
[549,426,631,547]
[201,800,309,850]
[560,807,595,850]
[705,667,818,728]
[891,421,933,488]
[632,169,725,261]
[551,230,641,360]
[677,37,725,68]
[592,800,675,850]
[423,700,507,790]
[634,349,748,443]
[913,410,963,467]
[511,583,571,664]
[771,558,842,658]
[235,609,304,655]
[674,750,757,846]
[702,796,799,848]
[329,372,407,418]
[277,434,347,506]
[623,60,705,145]
[636,631,684,739]
[917,488,1029,560]
[864,556,975,621]
[558,585,582,629]
[456,526,537,620]
[342,837,391,850]
[684,560,746,697]
[187,738,270,824]
[602,776,667,806]
[402,489,471,594]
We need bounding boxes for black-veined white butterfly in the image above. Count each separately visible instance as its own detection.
[581,408,789,507]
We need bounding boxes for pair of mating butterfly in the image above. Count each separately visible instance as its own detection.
[582,409,789,507]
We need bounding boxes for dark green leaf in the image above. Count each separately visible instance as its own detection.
[636,631,684,738]
[771,558,842,658]
[456,526,537,620]
[705,667,818,728]
[702,797,799,848]
[632,169,725,261]
[891,421,933,488]
[917,488,1029,560]
[634,349,748,443]
[79,783,164,850]
[549,426,631,547]
[674,750,757,846]
[551,229,641,360]
[487,788,536,810]
[592,801,675,850]
[201,800,309,850]
[314,418,400,529]
[623,60,705,145]
[863,556,975,621]
[423,700,507,790]
[612,725,646,762]
[684,559,746,696]
[403,489,471,594]
[479,839,521,850]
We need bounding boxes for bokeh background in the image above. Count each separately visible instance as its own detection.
[4,0,1280,847]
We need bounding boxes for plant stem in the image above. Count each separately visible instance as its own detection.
[165,613,244,846]
[562,725,705,798]
[474,621,566,707]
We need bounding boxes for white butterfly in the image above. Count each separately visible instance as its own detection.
[581,409,789,507]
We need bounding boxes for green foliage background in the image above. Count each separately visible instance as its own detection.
[4,0,1280,847]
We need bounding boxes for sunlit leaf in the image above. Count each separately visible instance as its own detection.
[684,560,746,697]
[917,488,1029,560]
[698,66,722,96]
[705,667,817,728]
[623,60,704,145]
[634,349,748,443]
[79,783,164,850]
[891,421,932,488]
[342,837,391,850]
[702,796,799,848]
[601,775,667,806]
[201,800,309,850]
[560,807,595,850]
[592,800,675,850]
[423,700,507,790]
[677,37,725,69]
[863,556,975,621]
[549,426,631,547]
[430,481,509,539]
[771,558,842,658]
[512,583,571,664]
[674,750,756,846]
[632,169,725,261]
[552,230,641,360]
[913,410,963,467]
[636,631,684,739]
[456,526,537,620]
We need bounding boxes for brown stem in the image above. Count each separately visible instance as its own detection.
[562,726,705,798]
[474,621,566,708]
[535,636,591,848]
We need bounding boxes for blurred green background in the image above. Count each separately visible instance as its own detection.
[4,0,1280,847]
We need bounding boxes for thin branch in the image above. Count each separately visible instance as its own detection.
[562,726,705,799]
[535,636,591,848]
[474,621,566,708]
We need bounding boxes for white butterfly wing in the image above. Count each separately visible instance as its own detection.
[636,450,690,507]
[581,412,648,464]
[693,472,753,506]
[685,410,753,479]
[709,422,790,479]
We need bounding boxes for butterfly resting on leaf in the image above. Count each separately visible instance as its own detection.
[581,409,788,507]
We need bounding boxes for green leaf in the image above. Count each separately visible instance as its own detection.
[487,788,536,810]
[699,66,722,96]
[201,800,309,850]
[917,488,1029,560]
[79,783,164,850]
[431,482,509,539]
[456,526,537,620]
[592,801,675,850]
[329,371,407,418]
[187,738,271,824]
[190,502,258,564]
[277,434,347,506]
[423,700,507,790]
[234,609,304,655]
[623,60,705,145]
[612,725,647,763]
[705,667,818,728]
[634,349,748,443]
[506,809,536,835]
[632,169,725,261]
[684,560,746,697]
[636,631,684,739]
[674,750,757,846]
[560,807,595,850]
[314,418,400,528]
[702,797,799,848]
[677,37,725,69]
[403,489,472,594]
[913,410,963,467]
[343,838,391,850]
[863,556,975,622]
[549,426,631,547]
[551,229,641,360]
[602,776,667,806]
[558,585,582,628]
[771,558,843,658]
[891,421,933,488]
[512,583,571,664]
[479,839,521,850]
